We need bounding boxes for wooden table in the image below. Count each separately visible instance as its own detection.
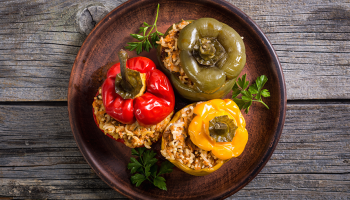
[0,0,349,199]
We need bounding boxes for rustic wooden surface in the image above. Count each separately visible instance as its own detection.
[0,0,349,199]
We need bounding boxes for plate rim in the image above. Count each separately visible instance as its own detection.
[68,0,287,199]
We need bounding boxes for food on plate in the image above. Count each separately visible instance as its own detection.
[92,49,175,148]
[231,74,271,114]
[161,99,248,176]
[157,18,246,101]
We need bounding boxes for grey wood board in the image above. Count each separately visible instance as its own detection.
[0,104,348,199]
[0,0,349,101]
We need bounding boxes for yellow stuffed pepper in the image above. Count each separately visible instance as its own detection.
[161,99,248,176]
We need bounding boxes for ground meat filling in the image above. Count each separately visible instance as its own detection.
[92,88,172,149]
[161,105,221,170]
[157,20,194,88]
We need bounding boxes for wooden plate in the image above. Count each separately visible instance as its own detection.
[68,0,287,199]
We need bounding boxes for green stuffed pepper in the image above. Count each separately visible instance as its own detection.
[157,18,246,101]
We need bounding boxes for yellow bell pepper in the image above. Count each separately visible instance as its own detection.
[161,99,248,176]
[188,99,248,160]
[161,104,227,176]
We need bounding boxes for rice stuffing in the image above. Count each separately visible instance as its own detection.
[92,88,172,148]
[161,104,221,170]
[157,20,194,88]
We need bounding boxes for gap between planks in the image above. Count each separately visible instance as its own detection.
[1,99,350,106]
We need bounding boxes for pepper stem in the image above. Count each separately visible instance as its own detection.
[193,37,226,66]
[199,38,216,59]
[115,49,145,99]
[118,49,134,92]
[209,115,237,142]
[214,122,228,135]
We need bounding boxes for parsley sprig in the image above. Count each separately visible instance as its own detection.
[232,74,270,114]
[128,147,174,190]
[125,4,164,54]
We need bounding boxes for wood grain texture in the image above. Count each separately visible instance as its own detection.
[233,0,350,100]
[0,0,349,101]
[0,104,348,199]
[0,0,349,199]
[0,0,127,101]
[0,105,126,199]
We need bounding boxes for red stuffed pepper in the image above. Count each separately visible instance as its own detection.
[92,49,175,148]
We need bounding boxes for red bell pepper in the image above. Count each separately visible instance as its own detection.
[92,102,125,144]
[101,50,175,126]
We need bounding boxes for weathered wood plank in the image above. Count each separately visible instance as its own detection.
[0,0,126,101]
[0,178,126,200]
[233,0,350,100]
[0,0,349,101]
[0,104,125,199]
[234,174,349,200]
[0,103,349,199]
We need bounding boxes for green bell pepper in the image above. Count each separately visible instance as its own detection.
[157,18,246,101]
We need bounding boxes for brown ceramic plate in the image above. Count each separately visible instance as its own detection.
[68,0,286,199]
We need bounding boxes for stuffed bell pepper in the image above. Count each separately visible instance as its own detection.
[157,18,246,101]
[161,99,248,176]
[93,49,175,148]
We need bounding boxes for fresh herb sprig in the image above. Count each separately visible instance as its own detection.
[232,74,270,114]
[125,4,164,54]
[128,147,174,190]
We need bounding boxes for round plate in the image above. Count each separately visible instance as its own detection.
[68,0,287,199]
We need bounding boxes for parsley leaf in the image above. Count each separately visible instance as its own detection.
[143,149,157,166]
[128,147,174,190]
[125,4,163,54]
[158,161,174,176]
[153,176,167,190]
[232,74,270,114]
[127,157,142,174]
[261,89,270,97]
[131,174,146,187]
